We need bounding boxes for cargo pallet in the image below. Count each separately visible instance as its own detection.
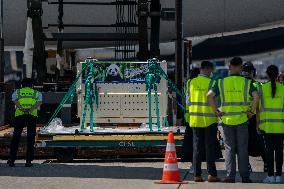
[1,125,185,161]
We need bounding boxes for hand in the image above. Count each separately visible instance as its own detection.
[246,111,254,118]
[215,110,225,117]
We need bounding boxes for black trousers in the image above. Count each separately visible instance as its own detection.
[192,123,218,177]
[248,115,266,162]
[264,134,283,176]
[9,114,37,163]
[181,124,193,162]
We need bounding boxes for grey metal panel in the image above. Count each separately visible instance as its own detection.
[47,33,140,41]
[42,92,76,104]
[42,92,74,124]
[42,92,67,104]
[2,0,284,48]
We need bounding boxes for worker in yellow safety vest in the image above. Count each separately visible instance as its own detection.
[7,78,42,167]
[257,65,284,184]
[186,61,220,182]
[242,62,267,173]
[207,57,259,183]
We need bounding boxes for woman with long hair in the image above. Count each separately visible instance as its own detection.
[257,65,284,183]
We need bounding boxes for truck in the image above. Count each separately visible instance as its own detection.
[0,59,185,161]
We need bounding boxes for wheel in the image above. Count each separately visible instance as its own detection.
[54,148,77,162]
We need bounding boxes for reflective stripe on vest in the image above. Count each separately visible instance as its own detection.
[187,76,217,127]
[259,82,284,133]
[17,89,37,99]
[219,76,250,125]
[259,119,284,124]
[185,79,191,106]
[189,112,216,117]
[184,80,191,123]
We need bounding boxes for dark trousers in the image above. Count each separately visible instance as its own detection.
[264,134,283,176]
[181,125,193,162]
[248,115,266,163]
[9,114,37,163]
[192,123,218,177]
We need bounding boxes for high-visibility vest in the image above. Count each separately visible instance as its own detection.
[218,76,251,125]
[15,87,39,117]
[186,75,217,127]
[259,82,284,133]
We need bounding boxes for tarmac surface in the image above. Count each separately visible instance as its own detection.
[0,156,283,189]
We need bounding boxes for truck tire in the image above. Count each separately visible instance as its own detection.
[54,148,77,162]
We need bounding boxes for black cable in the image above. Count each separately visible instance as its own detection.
[127,2,130,59]
[58,0,64,31]
[115,1,118,60]
[176,170,190,189]
[57,0,64,56]
[122,2,126,60]
[119,1,123,60]
[114,0,139,60]
[133,1,137,59]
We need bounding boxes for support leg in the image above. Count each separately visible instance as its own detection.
[164,115,169,127]
[147,85,153,131]
[80,99,88,132]
[89,103,94,132]
[154,84,160,131]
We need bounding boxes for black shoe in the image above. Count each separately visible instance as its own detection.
[25,162,33,167]
[7,159,15,167]
[242,177,253,183]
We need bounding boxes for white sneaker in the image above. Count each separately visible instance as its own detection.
[263,176,276,183]
[275,176,283,183]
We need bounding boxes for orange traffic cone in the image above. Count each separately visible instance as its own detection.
[155,131,189,184]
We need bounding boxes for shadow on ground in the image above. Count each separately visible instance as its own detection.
[2,162,163,179]
[0,161,268,183]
